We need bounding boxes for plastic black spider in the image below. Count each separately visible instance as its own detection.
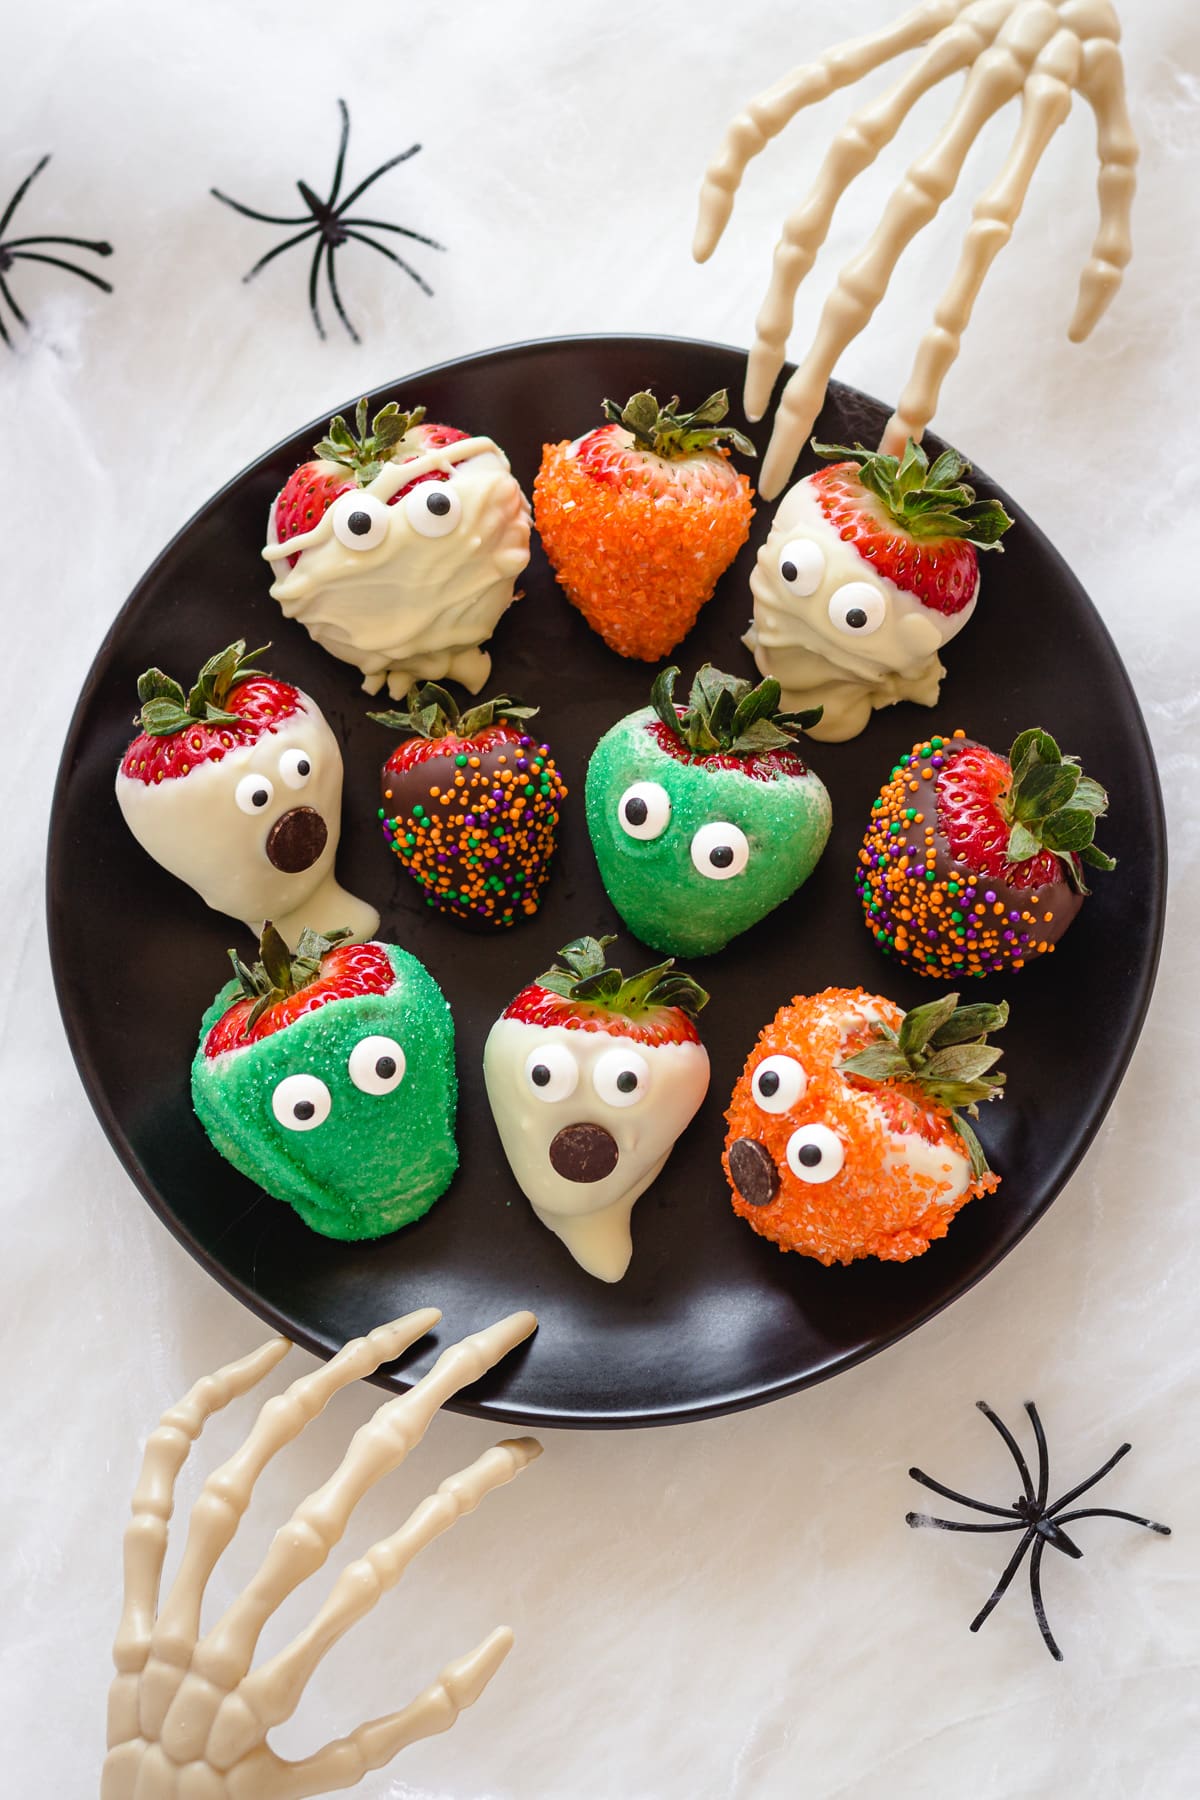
[211,98,444,343]
[0,154,113,350]
[907,1401,1170,1661]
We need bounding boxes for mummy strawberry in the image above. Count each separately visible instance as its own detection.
[585,664,831,958]
[192,924,457,1240]
[115,639,378,947]
[533,388,755,660]
[263,395,531,699]
[746,438,1013,741]
[369,685,568,928]
[483,936,710,1282]
[858,727,1115,977]
[724,987,1008,1265]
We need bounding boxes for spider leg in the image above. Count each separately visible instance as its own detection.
[1055,1507,1171,1537]
[7,249,113,293]
[325,97,352,210]
[335,143,423,216]
[192,1312,537,1700]
[307,234,327,339]
[324,239,360,344]
[882,27,1079,451]
[209,1437,540,1768]
[1046,1440,1132,1514]
[241,223,322,284]
[338,215,445,253]
[107,1335,291,1753]
[760,1,1053,498]
[340,228,434,297]
[1027,1400,1050,1509]
[968,1526,1035,1634]
[909,1465,1022,1520]
[211,187,313,228]
[0,271,27,332]
[1029,1532,1064,1659]
[3,233,112,256]
[693,0,969,262]
[976,1400,1035,1503]
[907,1513,1026,1532]
[743,1,1007,420]
[0,309,11,349]
[1069,25,1137,341]
[0,151,50,239]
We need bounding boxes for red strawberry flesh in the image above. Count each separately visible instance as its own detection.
[120,677,304,786]
[646,717,809,784]
[204,942,394,1058]
[503,984,701,1046]
[811,462,979,616]
[936,741,1062,889]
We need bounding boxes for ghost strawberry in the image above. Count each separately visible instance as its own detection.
[115,639,378,946]
[857,726,1115,977]
[585,664,831,957]
[724,987,1008,1265]
[534,389,755,660]
[369,684,568,928]
[483,935,710,1281]
[192,923,457,1240]
[747,437,1013,740]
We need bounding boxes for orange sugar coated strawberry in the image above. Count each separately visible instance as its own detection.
[723,987,1005,1265]
[533,389,755,662]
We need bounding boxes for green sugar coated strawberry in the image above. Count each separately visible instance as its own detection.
[191,923,457,1240]
[584,664,832,957]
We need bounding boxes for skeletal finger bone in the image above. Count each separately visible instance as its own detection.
[103,1308,541,1800]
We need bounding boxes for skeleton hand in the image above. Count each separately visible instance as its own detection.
[695,0,1138,497]
[102,1308,540,1800]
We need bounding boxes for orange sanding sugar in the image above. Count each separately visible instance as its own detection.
[723,988,999,1266]
[533,439,754,660]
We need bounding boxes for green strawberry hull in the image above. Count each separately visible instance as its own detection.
[191,944,457,1240]
[585,710,832,957]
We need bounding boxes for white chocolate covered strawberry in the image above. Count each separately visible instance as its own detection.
[262,397,531,700]
[483,936,710,1282]
[115,640,378,948]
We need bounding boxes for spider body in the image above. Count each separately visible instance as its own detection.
[212,99,443,342]
[0,153,113,349]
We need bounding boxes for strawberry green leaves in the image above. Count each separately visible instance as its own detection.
[651,663,823,756]
[601,389,757,460]
[368,682,539,743]
[812,436,1013,549]
[228,922,353,1029]
[841,994,1009,1178]
[1001,728,1115,892]
[314,396,423,486]
[536,935,709,1021]
[135,640,270,737]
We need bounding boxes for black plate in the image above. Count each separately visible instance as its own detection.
[48,335,1165,1428]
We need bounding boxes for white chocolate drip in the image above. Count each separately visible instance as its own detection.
[693,0,1137,496]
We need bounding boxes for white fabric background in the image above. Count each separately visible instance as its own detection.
[2,2,1198,1794]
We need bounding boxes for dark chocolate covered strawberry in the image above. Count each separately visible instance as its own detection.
[369,684,568,928]
[857,727,1115,976]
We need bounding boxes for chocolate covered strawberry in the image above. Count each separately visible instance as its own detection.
[369,684,568,928]
[857,727,1115,977]
[115,638,378,947]
[747,438,1013,740]
[534,389,755,660]
[483,935,710,1281]
[272,397,469,569]
[193,923,457,1240]
[585,664,831,957]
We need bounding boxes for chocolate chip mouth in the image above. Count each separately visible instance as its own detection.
[548,1123,619,1184]
[266,806,328,873]
[728,1137,779,1208]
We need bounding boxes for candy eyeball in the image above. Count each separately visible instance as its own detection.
[278,747,314,790]
[525,1042,579,1102]
[778,539,826,596]
[751,1054,808,1114]
[785,1123,844,1183]
[403,480,462,538]
[618,781,671,841]
[348,1035,406,1095]
[272,1072,332,1132]
[235,772,274,815]
[330,489,390,552]
[690,821,750,880]
[828,582,887,636]
[593,1047,650,1108]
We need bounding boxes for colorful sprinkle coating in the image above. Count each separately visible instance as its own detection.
[856,729,1062,977]
[380,735,568,927]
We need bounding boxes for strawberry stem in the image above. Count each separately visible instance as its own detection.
[228,922,353,1029]
[313,395,425,487]
[368,682,539,741]
[811,437,1013,550]
[601,389,756,460]
[996,728,1115,895]
[651,663,822,755]
[537,936,708,1020]
[134,639,270,738]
